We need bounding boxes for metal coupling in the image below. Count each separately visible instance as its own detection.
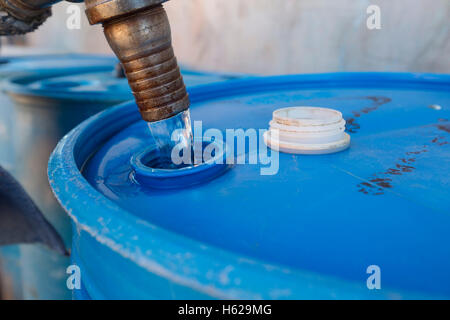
[85,0,190,122]
[0,0,54,35]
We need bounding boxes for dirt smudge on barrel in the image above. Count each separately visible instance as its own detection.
[344,96,392,133]
[357,126,449,195]
[436,122,450,133]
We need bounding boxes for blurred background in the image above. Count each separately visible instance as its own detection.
[1,0,449,75]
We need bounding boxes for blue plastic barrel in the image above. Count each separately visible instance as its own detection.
[5,67,244,106]
[49,73,450,299]
[0,54,116,300]
[1,60,245,300]
[0,54,116,172]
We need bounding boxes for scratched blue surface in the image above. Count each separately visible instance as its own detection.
[49,73,450,299]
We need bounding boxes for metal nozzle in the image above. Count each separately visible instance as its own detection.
[85,0,190,122]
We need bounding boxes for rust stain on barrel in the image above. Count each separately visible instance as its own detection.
[357,122,449,196]
[344,96,392,133]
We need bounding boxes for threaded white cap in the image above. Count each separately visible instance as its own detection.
[264,107,351,154]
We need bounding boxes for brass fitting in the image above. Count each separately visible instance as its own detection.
[85,0,190,122]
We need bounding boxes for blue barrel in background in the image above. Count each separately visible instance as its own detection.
[49,73,450,299]
[0,54,116,172]
[0,54,115,300]
[0,59,245,300]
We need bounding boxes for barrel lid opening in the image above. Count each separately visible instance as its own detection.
[130,140,231,189]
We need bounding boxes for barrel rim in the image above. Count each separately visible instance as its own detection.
[1,62,246,103]
[0,53,117,76]
[2,67,125,103]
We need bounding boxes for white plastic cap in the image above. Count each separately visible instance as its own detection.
[264,107,351,154]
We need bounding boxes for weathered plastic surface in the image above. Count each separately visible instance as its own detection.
[49,73,450,299]
[0,54,116,300]
[1,58,246,300]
